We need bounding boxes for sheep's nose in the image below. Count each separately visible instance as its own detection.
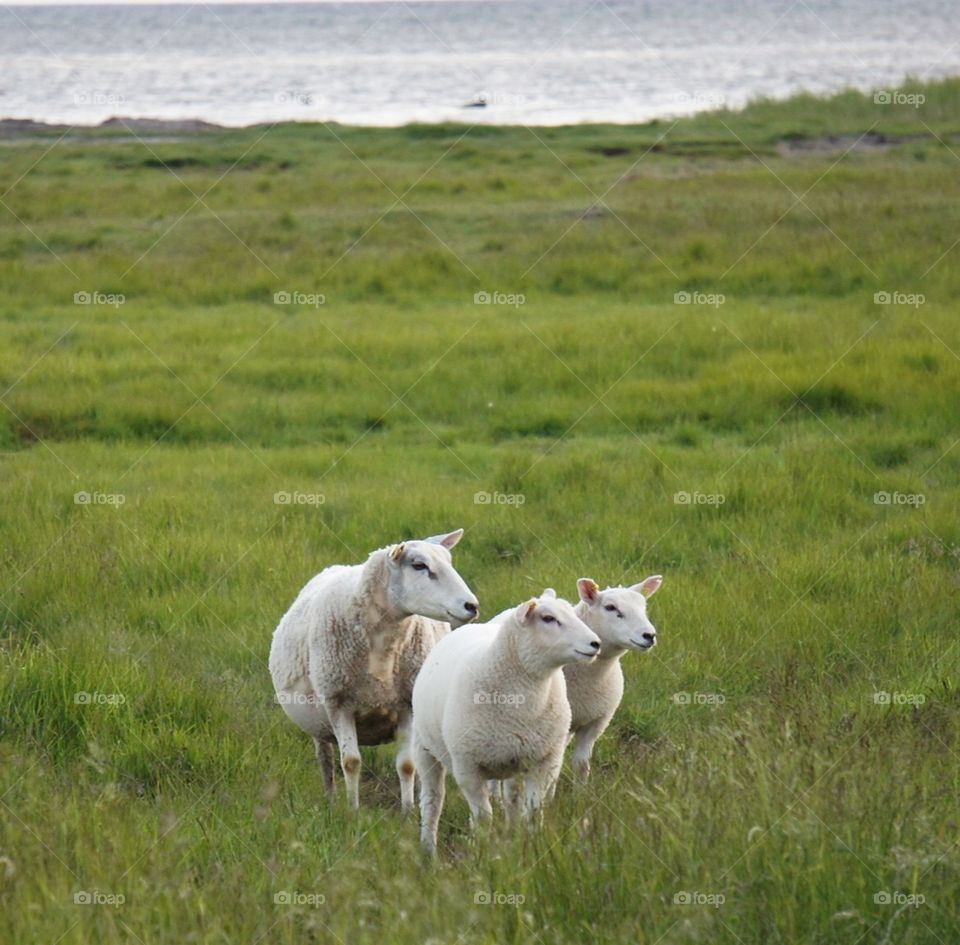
[588,640,601,651]
[463,601,478,617]
[642,632,655,643]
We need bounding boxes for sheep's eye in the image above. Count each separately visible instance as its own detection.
[412,562,429,572]
[541,615,556,624]
[604,604,617,612]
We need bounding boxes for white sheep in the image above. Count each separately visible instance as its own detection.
[269,529,479,812]
[411,591,601,854]
[484,575,662,799]
[562,575,662,780]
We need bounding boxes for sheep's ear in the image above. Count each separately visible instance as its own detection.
[542,587,557,599]
[425,528,464,550]
[518,599,538,623]
[389,543,406,563]
[577,578,600,605]
[631,575,662,598]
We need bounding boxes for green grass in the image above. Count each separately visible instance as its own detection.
[1,79,959,944]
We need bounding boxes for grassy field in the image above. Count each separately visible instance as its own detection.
[1,78,959,944]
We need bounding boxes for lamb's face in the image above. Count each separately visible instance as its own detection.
[516,594,601,668]
[577,575,662,654]
[387,529,479,628]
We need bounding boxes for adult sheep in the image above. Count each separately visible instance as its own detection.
[412,590,600,854]
[269,529,479,812]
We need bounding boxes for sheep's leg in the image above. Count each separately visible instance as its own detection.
[327,706,362,810]
[571,719,607,783]
[314,736,336,797]
[454,765,493,829]
[502,778,522,827]
[487,779,502,806]
[521,778,545,821]
[522,746,565,823]
[395,711,416,815]
[414,741,445,856]
[544,731,576,801]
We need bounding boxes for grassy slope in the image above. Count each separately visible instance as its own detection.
[1,79,959,944]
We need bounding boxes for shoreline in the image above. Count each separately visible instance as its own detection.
[1,115,954,157]
[0,76,951,139]
[0,117,229,137]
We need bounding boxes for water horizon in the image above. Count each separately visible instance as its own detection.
[1,0,957,128]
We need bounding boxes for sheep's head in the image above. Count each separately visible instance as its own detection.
[386,529,479,627]
[576,575,662,654]
[512,592,601,671]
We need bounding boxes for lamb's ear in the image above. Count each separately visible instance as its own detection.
[542,587,557,599]
[425,528,464,550]
[577,578,600,605]
[631,574,663,598]
[517,599,538,623]
[389,543,406,563]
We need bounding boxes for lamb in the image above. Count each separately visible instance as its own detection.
[484,574,662,800]
[561,574,662,780]
[269,529,479,812]
[411,590,601,854]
